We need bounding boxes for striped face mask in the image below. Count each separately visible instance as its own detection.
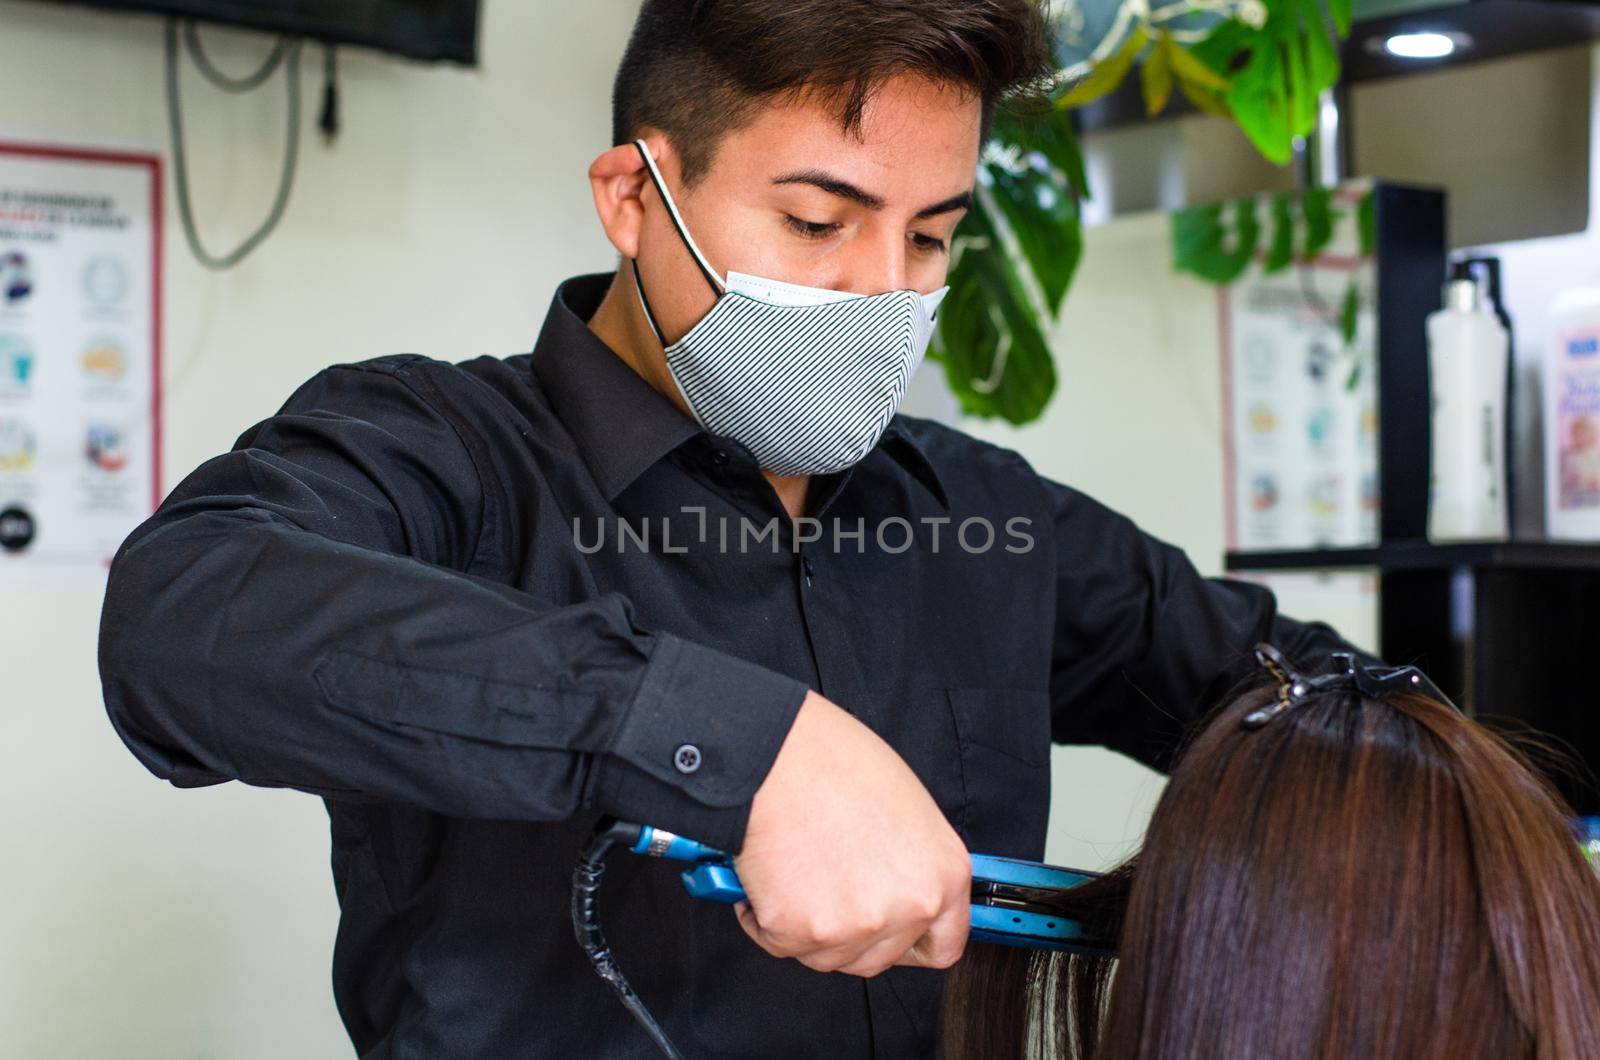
[629,139,949,477]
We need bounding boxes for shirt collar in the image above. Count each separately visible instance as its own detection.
[531,274,701,501]
[878,419,950,510]
[530,272,949,509]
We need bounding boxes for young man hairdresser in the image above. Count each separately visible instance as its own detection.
[99,1,1369,1055]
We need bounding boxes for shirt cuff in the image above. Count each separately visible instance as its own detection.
[592,633,810,855]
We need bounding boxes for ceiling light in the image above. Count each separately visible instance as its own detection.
[1382,31,1462,60]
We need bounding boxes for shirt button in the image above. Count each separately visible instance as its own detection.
[674,743,702,774]
[710,449,731,467]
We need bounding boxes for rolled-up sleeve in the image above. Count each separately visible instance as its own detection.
[98,357,805,854]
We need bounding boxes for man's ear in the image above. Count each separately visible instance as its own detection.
[588,135,668,259]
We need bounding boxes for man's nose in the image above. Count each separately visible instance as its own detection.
[837,231,908,296]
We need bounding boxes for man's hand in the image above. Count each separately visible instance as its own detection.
[731,690,970,978]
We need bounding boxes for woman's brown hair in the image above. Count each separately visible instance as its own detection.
[941,678,1600,1058]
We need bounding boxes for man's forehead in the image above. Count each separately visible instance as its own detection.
[710,77,982,201]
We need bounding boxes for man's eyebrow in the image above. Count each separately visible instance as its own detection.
[773,170,885,210]
[772,170,972,219]
[914,191,973,219]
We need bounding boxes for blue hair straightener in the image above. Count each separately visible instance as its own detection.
[572,817,1115,1058]
[621,821,1116,956]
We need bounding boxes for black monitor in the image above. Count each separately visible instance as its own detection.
[26,0,481,64]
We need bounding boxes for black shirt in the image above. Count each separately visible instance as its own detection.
[99,273,1364,1058]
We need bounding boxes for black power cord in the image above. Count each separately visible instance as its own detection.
[318,43,341,142]
[163,19,303,270]
[573,817,687,1059]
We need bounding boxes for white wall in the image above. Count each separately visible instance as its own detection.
[1349,44,1593,248]
[0,2,639,1056]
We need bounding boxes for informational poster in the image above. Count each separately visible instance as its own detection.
[1221,184,1378,553]
[0,142,161,571]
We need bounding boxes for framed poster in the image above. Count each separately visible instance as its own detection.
[1219,182,1379,553]
[0,141,161,570]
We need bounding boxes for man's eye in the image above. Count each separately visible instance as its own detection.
[911,232,948,254]
[783,215,841,240]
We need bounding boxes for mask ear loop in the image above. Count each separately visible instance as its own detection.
[631,139,726,298]
[630,264,669,349]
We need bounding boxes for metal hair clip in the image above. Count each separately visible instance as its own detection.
[1242,642,1458,729]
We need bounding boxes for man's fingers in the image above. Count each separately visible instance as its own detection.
[733,901,770,951]
[733,900,808,960]
[734,901,918,972]
[829,929,928,977]
[789,926,919,976]
[801,908,968,976]
[733,896,968,976]
[891,901,969,970]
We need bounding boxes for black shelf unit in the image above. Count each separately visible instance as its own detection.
[1222,185,1599,815]
[1227,540,1600,573]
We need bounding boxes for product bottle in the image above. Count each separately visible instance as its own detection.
[1427,264,1510,543]
[1544,282,1600,541]
[1463,256,1516,529]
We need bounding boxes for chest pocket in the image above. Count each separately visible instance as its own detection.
[945,687,1052,860]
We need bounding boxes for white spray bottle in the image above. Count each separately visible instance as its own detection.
[1427,263,1510,543]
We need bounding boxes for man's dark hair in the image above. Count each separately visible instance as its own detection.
[612,0,1055,186]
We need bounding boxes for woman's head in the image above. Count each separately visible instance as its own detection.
[942,657,1600,1059]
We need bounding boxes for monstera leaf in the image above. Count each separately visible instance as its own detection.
[1189,0,1351,164]
[929,107,1083,422]
[1172,197,1261,285]
[1302,185,1336,257]
[1171,187,1355,282]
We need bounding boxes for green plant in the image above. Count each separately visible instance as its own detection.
[1171,185,1342,285]
[932,108,1086,423]
[1169,184,1375,389]
[930,0,1354,424]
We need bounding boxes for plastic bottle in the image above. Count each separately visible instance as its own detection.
[1428,264,1510,542]
[1544,283,1600,541]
